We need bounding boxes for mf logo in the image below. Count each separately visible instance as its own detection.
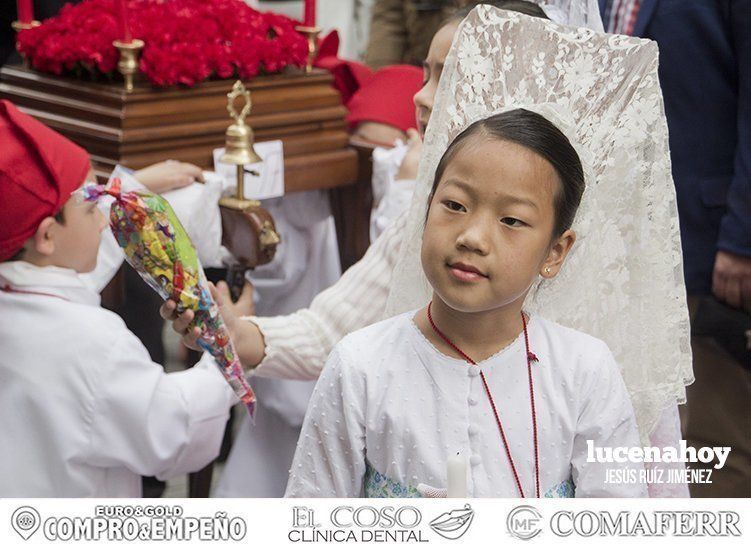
[506,505,543,540]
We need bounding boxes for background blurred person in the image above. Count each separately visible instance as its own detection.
[600,0,751,498]
[364,0,455,68]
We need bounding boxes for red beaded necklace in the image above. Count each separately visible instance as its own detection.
[427,301,540,498]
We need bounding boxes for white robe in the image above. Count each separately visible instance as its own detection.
[0,261,237,497]
[215,190,341,497]
[0,172,242,497]
[369,143,416,243]
[248,0,374,60]
[286,311,648,498]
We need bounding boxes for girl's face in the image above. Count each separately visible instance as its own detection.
[414,21,460,137]
[421,135,575,315]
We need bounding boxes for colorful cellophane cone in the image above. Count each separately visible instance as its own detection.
[85,179,256,416]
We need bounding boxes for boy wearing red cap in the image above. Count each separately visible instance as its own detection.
[0,100,236,497]
[345,64,425,242]
[312,31,425,242]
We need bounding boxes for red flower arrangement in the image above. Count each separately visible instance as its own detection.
[16,0,308,87]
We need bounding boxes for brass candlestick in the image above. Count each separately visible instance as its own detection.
[295,25,321,73]
[220,80,263,211]
[113,39,144,93]
[12,20,41,67]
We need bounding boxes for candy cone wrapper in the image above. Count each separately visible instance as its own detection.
[85,178,256,416]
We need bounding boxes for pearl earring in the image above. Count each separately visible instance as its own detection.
[544,267,551,275]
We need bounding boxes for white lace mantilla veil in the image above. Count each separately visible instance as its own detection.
[384,6,693,445]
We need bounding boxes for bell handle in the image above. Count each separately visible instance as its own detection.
[227,80,252,124]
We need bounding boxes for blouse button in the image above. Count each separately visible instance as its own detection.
[470,454,482,466]
[467,366,480,377]
[468,397,478,406]
[468,424,479,436]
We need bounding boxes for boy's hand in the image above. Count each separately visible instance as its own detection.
[160,301,201,351]
[134,160,203,194]
[159,280,255,353]
[396,129,423,181]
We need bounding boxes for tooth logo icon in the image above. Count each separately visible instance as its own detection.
[11,506,41,541]
[429,504,475,540]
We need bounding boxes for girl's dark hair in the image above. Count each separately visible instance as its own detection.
[448,1,549,23]
[430,108,585,236]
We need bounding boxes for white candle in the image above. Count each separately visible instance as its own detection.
[447,452,468,498]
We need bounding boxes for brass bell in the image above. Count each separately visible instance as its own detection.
[218,80,281,273]
[222,115,262,166]
[220,80,262,209]
[222,80,262,165]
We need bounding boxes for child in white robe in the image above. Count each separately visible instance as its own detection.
[285,109,647,498]
[215,190,342,497]
[0,101,236,497]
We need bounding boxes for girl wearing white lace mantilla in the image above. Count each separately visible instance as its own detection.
[384,5,692,496]
[287,107,647,498]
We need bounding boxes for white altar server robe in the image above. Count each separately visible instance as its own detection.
[215,190,341,497]
[369,143,416,243]
[0,260,236,498]
[286,312,648,498]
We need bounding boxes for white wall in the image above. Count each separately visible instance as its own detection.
[248,0,374,60]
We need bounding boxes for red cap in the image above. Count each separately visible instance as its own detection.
[0,100,90,261]
[314,31,373,105]
[346,65,424,133]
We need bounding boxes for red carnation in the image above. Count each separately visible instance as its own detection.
[17,0,309,88]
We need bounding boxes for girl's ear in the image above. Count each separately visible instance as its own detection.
[540,229,576,279]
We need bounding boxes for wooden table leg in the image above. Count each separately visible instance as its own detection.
[329,144,374,272]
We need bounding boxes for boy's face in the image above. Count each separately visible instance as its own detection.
[414,21,459,137]
[51,169,108,273]
[421,137,566,314]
